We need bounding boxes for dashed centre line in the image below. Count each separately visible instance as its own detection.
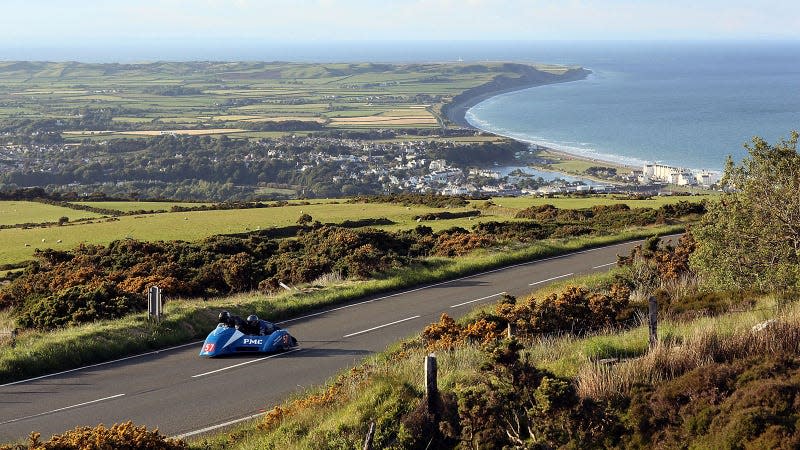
[450,292,507,308]
[0,393,125,426]
[592,262,617,269]
[529,273,574,286]
[343,315,420,338]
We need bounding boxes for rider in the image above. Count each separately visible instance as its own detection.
[245,314,277,335]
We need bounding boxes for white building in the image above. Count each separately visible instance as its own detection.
[695,170,721,187]
[643,163,697,186]
[429,159,448,171]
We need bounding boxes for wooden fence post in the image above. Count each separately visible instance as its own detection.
[425,353,438,412]
[362,421,375,450]
[648,296,658,348]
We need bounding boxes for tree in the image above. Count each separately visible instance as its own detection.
[691,131,800,292]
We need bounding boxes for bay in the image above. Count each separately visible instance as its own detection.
[466,41,800,171]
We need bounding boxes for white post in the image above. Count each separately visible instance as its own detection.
[148,286,162,319]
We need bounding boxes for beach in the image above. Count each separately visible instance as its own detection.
[446,65,640,178]
[443,66,590,128]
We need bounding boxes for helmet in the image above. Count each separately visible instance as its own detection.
[218,311,230,321]
[247,314,259,325]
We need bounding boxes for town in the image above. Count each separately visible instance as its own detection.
[0,132,719,201]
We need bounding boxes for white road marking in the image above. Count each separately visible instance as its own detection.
[0,393,125,426]
[173,412,266,439]
[529,273,574,286]
[1,234,681,387]
[0,341,201,387]
[450,292,506,308]
[191,348,302,378]
[592,262,617,269]
[279,240,642,325]
[343,315,421,338]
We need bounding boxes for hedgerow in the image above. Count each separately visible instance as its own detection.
[0,202,704,331]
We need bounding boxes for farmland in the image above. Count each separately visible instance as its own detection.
[0,200,102,226]
[0,61,582,136]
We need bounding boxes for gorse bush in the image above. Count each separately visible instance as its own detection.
[422,283,634,352]
[347,193,470,208]
[0,201,703,331]
[0,421,186,450]
[450,339,616,449]
[514,201,705,229]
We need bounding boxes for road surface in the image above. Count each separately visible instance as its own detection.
[0,236,673,442]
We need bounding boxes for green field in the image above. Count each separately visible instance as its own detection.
[0,201,103,226]
[475,194,714,210]
[0,61,577,136]
[0,195,710,266]
[70,201,212,213]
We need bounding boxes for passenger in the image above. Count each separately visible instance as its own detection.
[245,314,262,335]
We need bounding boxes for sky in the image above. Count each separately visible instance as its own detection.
[3,0,800,45]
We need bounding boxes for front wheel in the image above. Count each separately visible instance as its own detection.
[280,333,295,351]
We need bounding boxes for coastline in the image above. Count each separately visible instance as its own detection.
[445,65,641,179]
[443,66,591,128]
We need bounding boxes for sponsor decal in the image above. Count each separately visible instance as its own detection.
[202,343,215,353]
[243,338,264,345]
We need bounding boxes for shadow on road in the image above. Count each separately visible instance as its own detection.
[426,278,490,288]
[291,347,370,358]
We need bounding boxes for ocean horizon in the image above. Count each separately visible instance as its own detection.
[465,41,800,172]
[2,40,798,171]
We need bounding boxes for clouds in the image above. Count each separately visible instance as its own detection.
[2,0,799,43]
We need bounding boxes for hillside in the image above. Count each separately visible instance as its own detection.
[1,133,797,449]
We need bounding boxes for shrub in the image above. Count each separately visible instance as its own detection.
[495,284,632,337]
[0,421,187,450]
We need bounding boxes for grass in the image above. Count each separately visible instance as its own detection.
[0,61,579,133]
[0,196,702,266]
[69,201,212,213]
[479,194,716,210]
[187,277,792,449]
[534,149,635,176]
[0,201,103,226]
[0,224,684,385]
[575,296,788,400]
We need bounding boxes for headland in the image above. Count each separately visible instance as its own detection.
[443,65,644,182]
[443,65,591,128]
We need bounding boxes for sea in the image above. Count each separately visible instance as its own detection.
[5,40,799,171]
[464,41,800,171]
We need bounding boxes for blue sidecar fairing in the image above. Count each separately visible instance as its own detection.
[199,324,298,357]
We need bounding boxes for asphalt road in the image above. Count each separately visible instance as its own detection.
[0,236,677,442]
